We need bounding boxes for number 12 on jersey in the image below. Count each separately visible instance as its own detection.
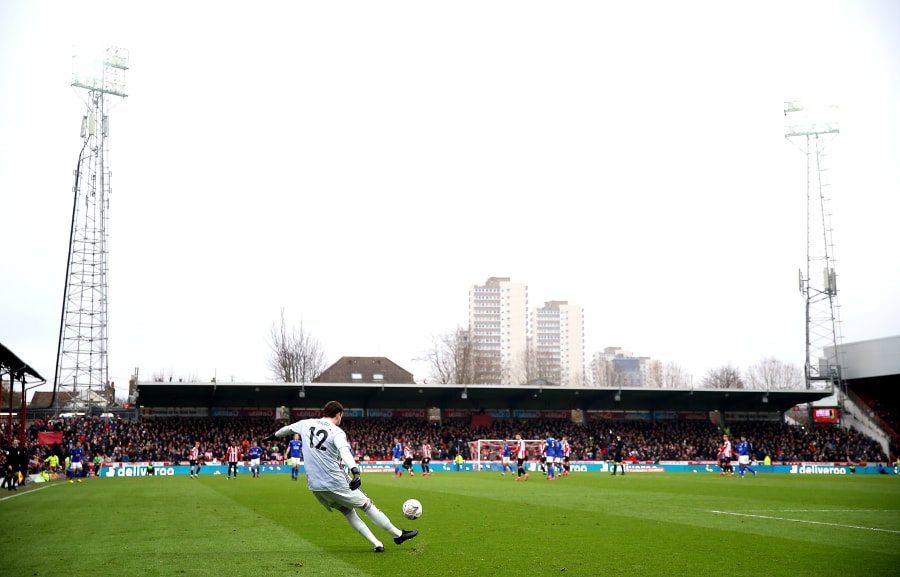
[309,427,328,451]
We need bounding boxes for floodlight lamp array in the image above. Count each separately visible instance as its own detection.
[783,100,839,137]
[71,45,129,97]
[785,123,839,137]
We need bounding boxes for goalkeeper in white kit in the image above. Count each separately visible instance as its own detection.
[263,401,418,552]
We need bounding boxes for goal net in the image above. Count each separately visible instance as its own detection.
[467,439,544,471]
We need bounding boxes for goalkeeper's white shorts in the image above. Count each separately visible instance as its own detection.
[313,487,368,512]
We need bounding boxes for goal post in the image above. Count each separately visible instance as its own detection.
[467,439,544,471]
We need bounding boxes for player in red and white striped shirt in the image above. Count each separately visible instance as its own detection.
[560,437,571,476]
[226,443,241,480]
[514,434,529,481]
[189,442,202,478]
[402,444,415,477]
[420,442,433,477]
[718,434,735,476]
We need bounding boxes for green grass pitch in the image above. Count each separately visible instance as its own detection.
[2,472,898,576]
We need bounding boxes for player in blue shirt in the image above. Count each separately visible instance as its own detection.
[287,434,303,481]
[392,438,403,478]
[69,442,85,483]
[735,435,757,478]
[248,443,264,478]
[500,442,512,476]
[545,435,557,480]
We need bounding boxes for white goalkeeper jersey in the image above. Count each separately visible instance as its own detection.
[283,418,354,492]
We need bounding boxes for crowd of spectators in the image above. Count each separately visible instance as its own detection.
[864,397,899,435]
[2,413,887,477]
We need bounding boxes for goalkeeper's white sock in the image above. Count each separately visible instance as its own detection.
[342,509,382,548]
[362,502,402,538]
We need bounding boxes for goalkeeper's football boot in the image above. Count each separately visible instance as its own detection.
[394,529,419,545]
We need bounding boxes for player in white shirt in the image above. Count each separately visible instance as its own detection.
[265,401,418,552]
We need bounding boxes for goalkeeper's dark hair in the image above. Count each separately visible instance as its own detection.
[323,401,344,418]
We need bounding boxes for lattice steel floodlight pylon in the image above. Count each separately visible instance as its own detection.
[783,100,844,392]
[53,46,129,414]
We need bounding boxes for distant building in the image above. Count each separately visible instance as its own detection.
[469,277,528,385]
[314,357,415,384]
[591,347,659,388]
[29,391,76,408]
[531,300,585,386]
[28,388,116,411]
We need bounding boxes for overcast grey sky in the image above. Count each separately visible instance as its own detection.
[2,0,898,395]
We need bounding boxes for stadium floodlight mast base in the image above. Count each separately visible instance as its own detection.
[783,100,846,398]
[53,45,129,416]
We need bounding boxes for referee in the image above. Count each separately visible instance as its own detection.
[609,435,625,476]
[4,439,25,491]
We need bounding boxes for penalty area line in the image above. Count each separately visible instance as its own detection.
[709,510,900,534]
[0,482,62,502]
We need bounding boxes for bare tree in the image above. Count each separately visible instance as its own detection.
[701,364,745,389]
[462,327,501,384]
[746,357,803,390]
[590,359,626,388]
[151,369,174,383]
[267,308,327,383]
[420,332,459,384]
[662,362,691,388]
[521,345,558,385]
[645,360,664,388]
[571,369,585,387]
[583,366,595,387]
[608,363,627,389]
[420,326,503,384]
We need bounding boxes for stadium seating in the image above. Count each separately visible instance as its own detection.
[8,413,888,472]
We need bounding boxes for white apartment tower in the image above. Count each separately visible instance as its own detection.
[531,301,585,387]
[469,277,528,385]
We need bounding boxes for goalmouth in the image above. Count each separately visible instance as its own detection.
[467,439,545,471]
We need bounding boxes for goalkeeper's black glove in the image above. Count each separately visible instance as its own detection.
[348,467,362,490]
[261,434,277,444]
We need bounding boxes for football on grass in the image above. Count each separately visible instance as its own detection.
[402,499,422,519]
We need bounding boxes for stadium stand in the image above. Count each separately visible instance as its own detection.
[8,414,888,480]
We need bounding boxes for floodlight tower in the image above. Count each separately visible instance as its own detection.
[53,46,129,414]
[783,101,844,392]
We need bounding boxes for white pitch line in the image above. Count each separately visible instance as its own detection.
[0,482,60,502]
[748,509,897,513]
[709,510,900,534]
